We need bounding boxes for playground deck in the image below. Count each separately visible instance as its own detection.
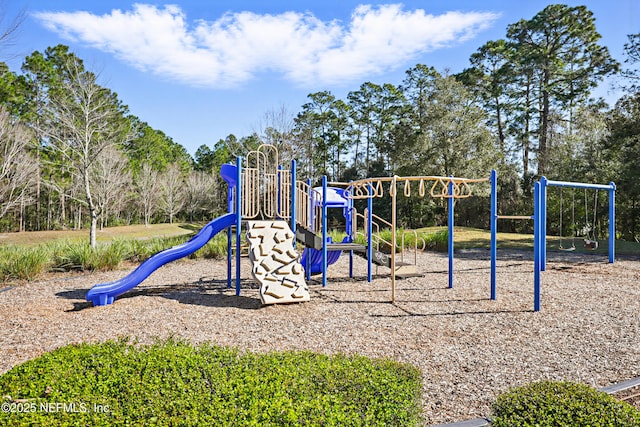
[1,250,638,425]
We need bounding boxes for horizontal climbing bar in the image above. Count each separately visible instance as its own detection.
[497,215,533,220]
[342,174,490,200]
[345,175,490,185]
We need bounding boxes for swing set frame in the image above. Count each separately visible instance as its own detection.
[532,177,616,311]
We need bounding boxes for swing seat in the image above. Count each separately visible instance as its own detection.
[583,239,598,250]
[559,244,575,252]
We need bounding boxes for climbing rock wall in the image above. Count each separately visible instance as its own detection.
[246,221,310,304]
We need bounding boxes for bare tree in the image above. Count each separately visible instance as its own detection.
[0,2,26,59]
[159,163,185,224]
[252,104,296,164]
[136,163,160,227]
[37,50,133,246]
[184,170,217,221]
[90,145,132,229]
[0,107,36,222]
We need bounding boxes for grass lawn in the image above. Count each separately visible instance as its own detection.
[2,223,639,257]
[417,226,640,256]
[0,223,196,247]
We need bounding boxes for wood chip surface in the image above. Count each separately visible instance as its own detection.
[1,249,639,424]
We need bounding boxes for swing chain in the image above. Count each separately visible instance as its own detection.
[583,188,599,250]
[558,188,576,251]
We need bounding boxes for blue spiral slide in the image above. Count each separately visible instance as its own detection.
[86,213,237,306]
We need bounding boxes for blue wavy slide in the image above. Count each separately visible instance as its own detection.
[86,213,237,306]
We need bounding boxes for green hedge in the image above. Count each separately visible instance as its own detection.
[0,339,423,426]
[492,380,640,427]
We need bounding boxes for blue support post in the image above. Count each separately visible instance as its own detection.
[367,184,373,283]
[291,160,297,248]
[448,178,454,289]
[348,208,354,278]
[533,181,541,312]
[609,182,615,263]
[540,176,548,271]
[235,156,242,296]
[490,169,497,300]
[226,184,233,289]
[321,176,328,287]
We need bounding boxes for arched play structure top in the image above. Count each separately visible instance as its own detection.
[86,144,616,312]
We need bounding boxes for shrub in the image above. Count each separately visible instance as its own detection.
[423,229,448,252]
[197,234,230,259]
[0,339,423,427]
[52,241,93,271]
[351,228,448,253]
[147,235,189,258]
[0,247,13,281]
[492,380,640,427]
[1,226,240,284]
[50,241,115,272]
[9,247,50,280]
[124,238,152,263]
[0,246,49,281]
[91,240,129,271]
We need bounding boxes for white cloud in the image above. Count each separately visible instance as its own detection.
[34,3,499,88]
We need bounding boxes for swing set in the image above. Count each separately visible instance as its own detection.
[529,177,616,311]
[558,187,600,251]
[493,175,615,312]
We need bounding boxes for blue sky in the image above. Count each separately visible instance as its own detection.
[4,1,639,155]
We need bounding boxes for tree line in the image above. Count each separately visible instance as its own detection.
[1,4,640,244]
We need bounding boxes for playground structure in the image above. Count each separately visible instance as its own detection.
[86,144,616,312]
